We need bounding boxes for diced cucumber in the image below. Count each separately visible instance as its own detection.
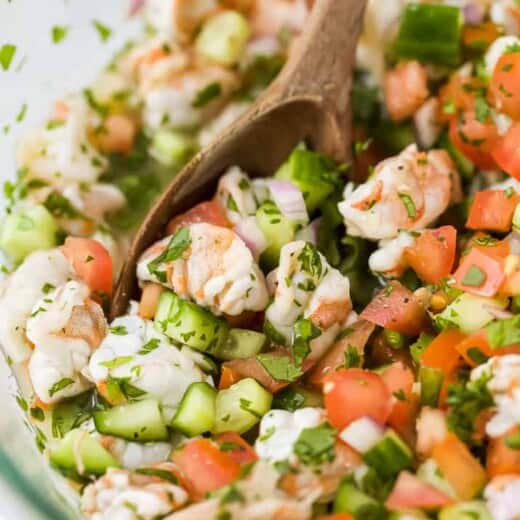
[171,382,217,436]
[213,378,272,434]
[439,501,492,520]
[333,480,385,518]
[417,459,457,499]
[274,148,339,212]
[394,4,462,66]
[513,203,520,233]
[362,429,413,479]
[49,429,119,477]
[93,399,168,442]
[150,129,197,166]
[272,384,324,411]
[155,291,229,354]
[212,328,266,361]
[419,366,444,407]
[256,200,295,270]
[196,11,250,66]
[0,205,59,263]
[435,293,508,334]
[51,392,94,439]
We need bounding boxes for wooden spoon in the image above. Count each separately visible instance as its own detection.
[111,0,367,319]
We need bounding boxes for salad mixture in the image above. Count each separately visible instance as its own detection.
[3,1,520,520]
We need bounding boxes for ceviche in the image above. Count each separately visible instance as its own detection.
[2,1,520,520]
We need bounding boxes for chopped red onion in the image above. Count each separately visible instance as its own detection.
[266,180,308,223]
[483,305,514,320]
[129,0,146,16]
[339,416,385,453]
[295,218,321,246]
[234,217,268,259]
[463,3,484,25]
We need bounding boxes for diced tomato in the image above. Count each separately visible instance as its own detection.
[468,233,510,259]
[360,281,429,336]
[463,22,502,51]
[449,111,500,169]
[454,248,505,297]
[455,329,520,367]
[172,439,241,499]
[166,201,231,235]
[214,432,258,466]
[438,76,485,123]
[404,226,457,284]
[490,52,520,119]
[384,60,429,121]
[319,515,355,520]
[421,329,465,375]
[385,471,452,511]
[487,426,520,478]
[219,365,243,390]
[431,433,487,500]
[380,363,418,445]
[323,369,392,430]
[466,189,520,233]
[61,237,113,299]
[307,320,375,388]
[492,122,520,180]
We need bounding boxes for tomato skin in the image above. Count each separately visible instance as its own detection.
[487,426,520,477]
[455,329,520,367]
[172,439,241,499]
[449,111,499,169]
[218,365,242,390]
[463,22,502,51]
[61,237,113,298]
[421,329,464,375]
[385,471,452,511]
[454,248,505,298]
[490,53,520,119]
[360,281,429,336]
[438,76,485,123]
[214,432,258,466]
[323,369,392,430]
[492,122,520,180]
[466,189,520,233]
[432,433,487,501]
[404,226,457,284]
[166,201,231,235]
[380,363,418,443]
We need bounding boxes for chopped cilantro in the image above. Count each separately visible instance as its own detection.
[293,422,336,466]
[51,26,68,44]
[16,103,27,122]
[138,338,160,355]
[92,20,112,42]
[100,355,133,369]
[192,82,222,108]
[485,315,520,348]
[109,325,128,336]
[257,354,303,382]
[0,43,16,71]
[48,378,74,398]
[147,227,191,282]
[292,318,321,365]
[398,192,416,218]
[272,387,305,412]
[135,468,178,484]
[344,345,361,368]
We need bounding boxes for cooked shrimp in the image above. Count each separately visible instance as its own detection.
[368,231,416,277]
[96,114,138,154]
[137,223,269,316]
[0,249,75,363]
[103,437,172,470]
[27,281,107,404]
[484,475,520,520]
[82,465,188,520]
[384,60,429,121]
[250,0,311,38]
[339,144,459,241]
[88,313,210,420]
[265,241,352,361]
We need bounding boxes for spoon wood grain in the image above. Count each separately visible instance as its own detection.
[111,0,367,319]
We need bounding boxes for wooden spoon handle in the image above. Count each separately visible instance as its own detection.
[257,0,367,160]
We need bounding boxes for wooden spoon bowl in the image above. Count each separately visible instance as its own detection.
[111,0,367,319]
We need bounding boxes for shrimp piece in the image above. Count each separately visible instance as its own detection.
[96,114,137,154]
[484,475,520,520]
[265,241,352,360]
[27,281,107,404]
[137,223,269,316]
[0,249,75,363]
[338,144,459,241]
[82,465,188,520]
[368,231,416,277]
[88,313,210,420]
[103,438,172,470]
[250,0,311,38]
[146,0,219,44]
[144,63,239,130]
[384,60,429,121]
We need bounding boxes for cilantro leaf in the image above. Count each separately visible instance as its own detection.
[294,422,336,466]
[0,44,16,71]
[147,226,191,282]
[257,354,303,382]
[192,82,222,108]
[52,26,68,44]
[48,377,74,398]
[92,20,112,42]
[292,318,321,365]
[446,372,494,445]
[485,316,520,348]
